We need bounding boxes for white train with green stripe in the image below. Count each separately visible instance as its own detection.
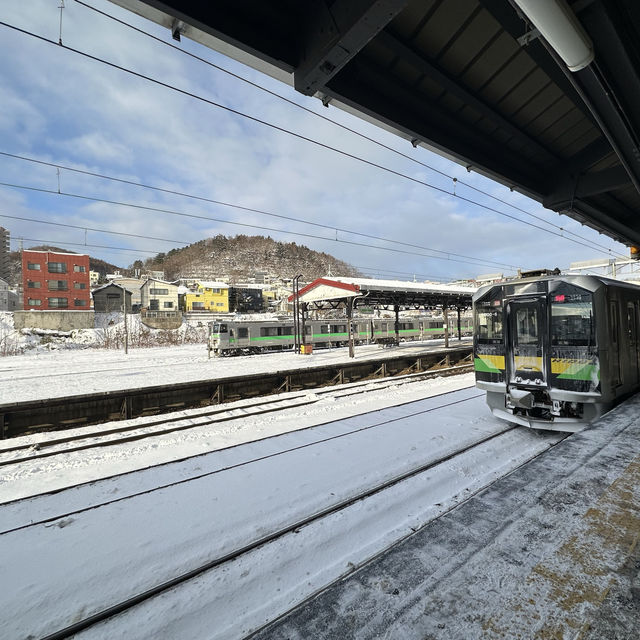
[474,272,640,431]
[208,316,472,356]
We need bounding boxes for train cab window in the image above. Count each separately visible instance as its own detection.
[212,323,227,333]
[475,300,503,344]
[550,287,594,346]
[238,327,249,339]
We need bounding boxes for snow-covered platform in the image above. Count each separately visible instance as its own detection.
[256,394,640,640]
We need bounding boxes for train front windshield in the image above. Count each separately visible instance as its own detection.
[475,301,503,343]
[550,294,594,346]
[212,323,228,334]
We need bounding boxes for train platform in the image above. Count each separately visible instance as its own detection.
[255,394,640,639]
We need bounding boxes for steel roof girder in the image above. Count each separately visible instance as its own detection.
[375,30,559,167]
[545,165,630,206]
[293,0,410,96]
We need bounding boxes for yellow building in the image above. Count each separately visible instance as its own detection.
[184,281,230,312]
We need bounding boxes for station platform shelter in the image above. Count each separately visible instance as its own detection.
[289,277,476,354]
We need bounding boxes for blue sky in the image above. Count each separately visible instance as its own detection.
[0,0,628,282]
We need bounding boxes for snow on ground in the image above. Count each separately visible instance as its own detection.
[0,373,476,501]
[0,328,471,403]
[0,384,562,640]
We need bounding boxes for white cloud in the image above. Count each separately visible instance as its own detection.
[0,0,628,281]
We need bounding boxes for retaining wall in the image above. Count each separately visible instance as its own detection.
[13,310,95,331]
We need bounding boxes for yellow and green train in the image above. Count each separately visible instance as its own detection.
[208,316,472,356]
[474,273,640,431]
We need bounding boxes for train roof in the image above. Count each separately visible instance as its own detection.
[473,273,640,301]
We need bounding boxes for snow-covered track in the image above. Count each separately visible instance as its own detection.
[0,345,472,437]
[0,363,472,466]
[0,388,566,640]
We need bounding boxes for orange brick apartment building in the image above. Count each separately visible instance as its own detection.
[22,250,91,310]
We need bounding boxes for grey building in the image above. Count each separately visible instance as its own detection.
[0,227,9,283]
[0,277,18,311]
[92,283,132,313]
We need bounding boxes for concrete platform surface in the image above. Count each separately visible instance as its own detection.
[255,394,640,640]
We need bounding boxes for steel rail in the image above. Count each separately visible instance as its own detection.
[0,364,473,466]
[40,402,520,640]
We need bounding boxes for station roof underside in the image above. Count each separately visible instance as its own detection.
[291,277,475,310]
[111,0,640,248]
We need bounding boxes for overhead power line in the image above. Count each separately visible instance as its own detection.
[0,181,519,271]
[0,19,625,261]
[16,237,159,255]
[0,150,516,269]
[74,0,623,259]
[0,212,185,245]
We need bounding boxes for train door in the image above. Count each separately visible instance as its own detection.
[609,300,621,387]
[506,297,547,386]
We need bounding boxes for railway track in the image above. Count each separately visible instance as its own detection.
[0,345,472,438]
[2,387,568,640]
[0,363,472,467]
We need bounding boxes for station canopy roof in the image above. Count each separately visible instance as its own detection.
[111,0,640,248]
[290,277,476,309]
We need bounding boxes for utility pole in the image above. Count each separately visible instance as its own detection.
[443,303,449,349]
[123,289,129,355]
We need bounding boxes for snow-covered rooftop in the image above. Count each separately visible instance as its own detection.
[332,276,477,295]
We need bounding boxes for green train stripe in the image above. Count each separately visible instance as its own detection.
[474,357,503,374]
[556,364,600,381]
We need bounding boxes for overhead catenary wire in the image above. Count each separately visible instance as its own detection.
[73,0,626,259]
[15,237,159,255]
[0,151,517,270]
[0,19,626,262]
[0,181,520,271]
[13,232,475,281]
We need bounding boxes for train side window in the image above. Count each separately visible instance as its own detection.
[304,325,311,335]
[610,302,619,344]
[627,304,636,343]
[238,327,249,339]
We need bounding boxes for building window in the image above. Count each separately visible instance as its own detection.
[48,280,68,291]
[27,281,41,288]
[74,282,87,289]
[216,302,224,307]
[163,301,174,308]
[48,297,68,308]
[27,262,41,270]
[48,262,67,273]
[74,299,87,307]
[73,265,86,272]
[150,288,169,295]
[27,298,42,306]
